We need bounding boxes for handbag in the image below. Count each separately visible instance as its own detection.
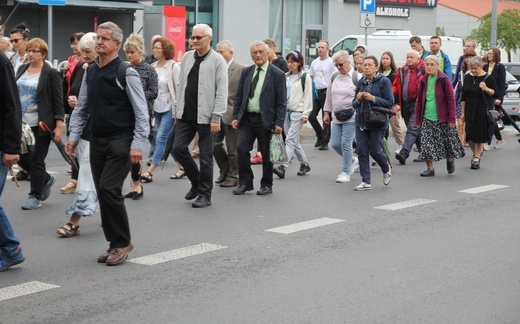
[364,105,387,126]
[480,74,497,127]
[334,107,354,121]
[269,133,288,163]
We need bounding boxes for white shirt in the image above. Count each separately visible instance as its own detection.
[309,56,337,90]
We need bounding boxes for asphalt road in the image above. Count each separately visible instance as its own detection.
[1,132,520,324]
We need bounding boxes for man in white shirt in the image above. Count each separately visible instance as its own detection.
[308,40,337,150]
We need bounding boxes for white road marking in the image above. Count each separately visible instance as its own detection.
[128,243,228,266]
[265,217,345,234]
[458,184,509,194]
[374,198,437,211]
[0,281,60,302]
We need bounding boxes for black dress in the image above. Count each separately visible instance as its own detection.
[461,73,497,143]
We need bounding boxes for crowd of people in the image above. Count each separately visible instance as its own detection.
[0,21,513,270]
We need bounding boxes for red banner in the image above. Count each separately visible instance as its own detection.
[163,6,186,61]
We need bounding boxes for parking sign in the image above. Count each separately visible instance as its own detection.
[360,0,376,13]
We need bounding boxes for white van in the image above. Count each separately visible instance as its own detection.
[330,30,464,72]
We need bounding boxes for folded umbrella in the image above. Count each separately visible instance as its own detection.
[382,137,392,169]
[160,126,176,168]
[38,121,79,171]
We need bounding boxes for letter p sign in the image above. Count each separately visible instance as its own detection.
[360,0,375,13]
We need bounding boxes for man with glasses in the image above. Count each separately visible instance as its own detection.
[67,22,149,266]
[453,40,476,87]
[308,40,337,150]
[231,40,286,196]
[173,23,228,208]
[393,50,426,165]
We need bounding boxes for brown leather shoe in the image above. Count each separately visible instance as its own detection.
[220,178,239,187]
[106,244,133,266]
[97,248,113,263]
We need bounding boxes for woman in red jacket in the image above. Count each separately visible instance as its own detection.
[414,55,465,177]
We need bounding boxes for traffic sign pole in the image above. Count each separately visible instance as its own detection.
[360,0,376,47]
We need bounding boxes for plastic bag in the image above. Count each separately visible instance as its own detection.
[269,133,288,163]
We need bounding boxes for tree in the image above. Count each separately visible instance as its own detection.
[470,9,520,62]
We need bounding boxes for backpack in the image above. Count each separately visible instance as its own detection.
[330,70,359,87]
[86,60,131,89]
[301,72,318,101]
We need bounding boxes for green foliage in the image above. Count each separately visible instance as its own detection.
[435,27,446,36]
[470,9,520,61]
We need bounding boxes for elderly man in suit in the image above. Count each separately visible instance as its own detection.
[231,40,286,196]
[214,40,245,188]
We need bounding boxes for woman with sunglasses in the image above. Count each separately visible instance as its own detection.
[9,23,30,75]
[16,38,64,210]
[272,50,312,179]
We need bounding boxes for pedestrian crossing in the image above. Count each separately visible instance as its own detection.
[0,183,510,302]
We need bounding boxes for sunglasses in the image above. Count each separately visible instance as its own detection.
[334,63,345,68]
[190,35,209,41]
[10,38,23,44]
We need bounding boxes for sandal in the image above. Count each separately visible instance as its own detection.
[56,223,80,237]
[141,171,153,183]
[170,168,186,179]
[471,156,480,170]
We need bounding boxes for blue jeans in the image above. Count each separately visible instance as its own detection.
[355,126,390,184]
[331,122,356,174]
[151,110,175,166]
[0,152,21,256]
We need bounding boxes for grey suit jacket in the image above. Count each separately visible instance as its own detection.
[222,60,245,125]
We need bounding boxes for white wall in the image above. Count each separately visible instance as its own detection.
[436,6,479,38]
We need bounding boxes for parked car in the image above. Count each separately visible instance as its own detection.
[503,62,520,81]
[502,70,520,122]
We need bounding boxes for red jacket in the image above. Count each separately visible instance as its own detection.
[392,60,425,107]
[414,72,456,127]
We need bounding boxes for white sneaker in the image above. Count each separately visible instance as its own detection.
[354,182,371,191]
[336,172,351,183]
[395,145,402,154]
[494,140,505,149]
[383,170,392,186]
[483,143,491,151]
[349,157,359,175]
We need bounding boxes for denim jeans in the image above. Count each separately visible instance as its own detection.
[400,101,421,158]
[355,126,390,184]
[151,110,174,165]
[331,122,356,174]
[0,152,22,256]
[282,111,308,168]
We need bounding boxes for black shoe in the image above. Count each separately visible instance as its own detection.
[420,169,435,177]
[184,187,198,200]
[232,184,254,195]
[395,152,406,165]
[314,138,322,148]
[273,165,286,179]
[413,156,424,162]
[123,191,133,199]
[447,159,455,174]
[132,187,144,200]
[192,196,211,208]
[12,171,29,181]
[215,175,226,184]
[318,143,329,151]
[257,186,272,195]
[297,163,311,176]
[471,157,480,170]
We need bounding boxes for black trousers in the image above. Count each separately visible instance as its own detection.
[236,113,273,188]
[173,120,214,199]
[308,90,330,144]
[90,134,132,249]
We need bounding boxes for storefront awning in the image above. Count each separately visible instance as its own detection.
[17,0,144,10]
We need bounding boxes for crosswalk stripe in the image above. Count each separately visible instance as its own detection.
[374,198,437,211]
[128,243,228,266]
[0,281,60,302]
[458,184,509,194]
[265,217,345,234]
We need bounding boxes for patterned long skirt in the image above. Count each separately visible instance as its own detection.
[419,118,465,162]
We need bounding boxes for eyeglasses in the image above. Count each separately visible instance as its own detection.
[425,63,437,67]
[190,35,209,41]
[10,38,22,44]
[334,63,345,68]
[27,50,42,54]
[251,50,265,55]
[96,36,114,42]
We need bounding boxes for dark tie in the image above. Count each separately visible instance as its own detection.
[249,67,262,99]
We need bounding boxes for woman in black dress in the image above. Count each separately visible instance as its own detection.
[461,56,497,170]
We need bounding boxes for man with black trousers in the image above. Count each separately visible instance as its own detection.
[232,40,286,196]
[67,22,149,266]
